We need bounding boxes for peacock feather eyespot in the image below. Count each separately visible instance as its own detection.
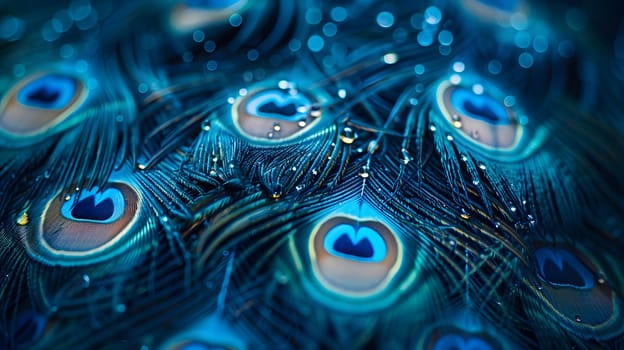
[158,314,247,350]
[169,0,251,33]
[414,311,519,350]
[312,216,399,294]
[18,178,146,266]
[457,0,527,25]
[287,199,416,312]
[524,243,624,340]
[423,327,503,350]
[432,77,529,157]
[231,81,325,143]
[0,71,87,146]
[534,246,594,290]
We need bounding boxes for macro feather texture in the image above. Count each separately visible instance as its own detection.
[1,0,623,349]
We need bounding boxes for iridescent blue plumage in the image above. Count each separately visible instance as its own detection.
[1,0,623,349]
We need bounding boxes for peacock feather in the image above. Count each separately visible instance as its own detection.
[1,0,623,349]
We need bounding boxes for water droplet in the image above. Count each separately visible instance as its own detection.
[310,104,322,117]
[271,184,283,199]
[460,208,471,220]
[297,120,307,128]
[82,274,90,288]
[450,74,461,85]
[367,140,379,153]
[16,212,29,226]
[115,304,126,313]
[400,148,412,164]
[488,60,502,74]
[424,6,442,25]
[340,127,356,144]
[201,120,211,131]
[478,163,487,170]
[275,271,289,284]
[376,11,395,28]
[229,13,243,27]
[510,206,517,212]
[503,95,516,108]
[575,315,582,323]
[383,52,398,64]
[307,34,325,52]
[471,130,480,139]
[267,132,275,139]
[273,123,281,132]
[446,134,454,141]
[429,124,437,132]
[518,52,534,69]
[359,165,370,178]
[305,7,322,25]
[330,6,348,22]
[438,30,454,46]
[452,61,465,73]
[514,221,526,230]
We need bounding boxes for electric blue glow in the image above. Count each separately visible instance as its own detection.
[330,7,347,22]
[376,12,395,28]
[433,334,494,350]
[307,35,325,52]
[246,89,311,120]
[534,247,595,289]
[323,224,387,262]
[60,187,126,224]
[450,87,509,125]
[17,74,77,110]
